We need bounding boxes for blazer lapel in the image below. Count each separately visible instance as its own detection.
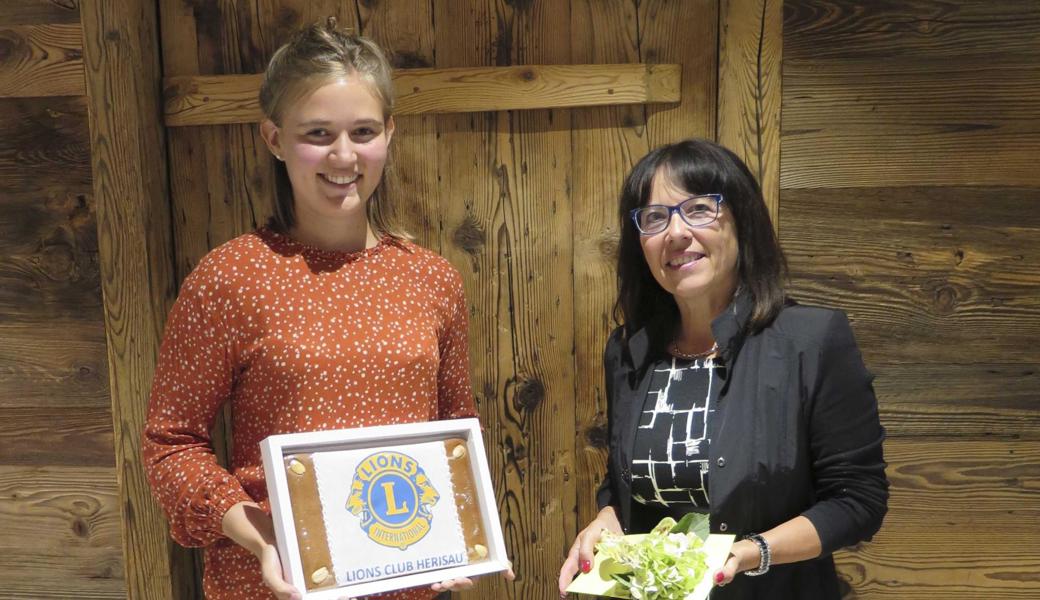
[619,328,654,475]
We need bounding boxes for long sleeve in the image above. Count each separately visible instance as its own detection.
[436,268,477,420]
[142,264,252,548]
[140,232,479,600]
[800,311,889,555]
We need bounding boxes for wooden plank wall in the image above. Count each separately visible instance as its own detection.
[80,0,195,596]
[157,1,719,598]
[782,1,1040,598]
[10,1,1037,599]
[0,1,126,598]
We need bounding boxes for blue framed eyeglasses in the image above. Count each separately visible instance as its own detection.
[630,194,725,236]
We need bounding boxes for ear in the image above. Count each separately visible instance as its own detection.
[385,115,396,145]
[260,119,283,159]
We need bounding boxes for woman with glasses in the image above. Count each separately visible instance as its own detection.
[558,139,888,599]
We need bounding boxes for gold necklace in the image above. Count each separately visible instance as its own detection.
[668,341,719,360]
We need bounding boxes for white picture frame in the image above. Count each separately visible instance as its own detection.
[261,418,509,599]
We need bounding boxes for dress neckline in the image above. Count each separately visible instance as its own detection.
[257,226,400,261]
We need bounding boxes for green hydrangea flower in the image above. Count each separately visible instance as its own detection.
[595,514,711,600]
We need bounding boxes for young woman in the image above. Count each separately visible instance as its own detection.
[143,20,507,600]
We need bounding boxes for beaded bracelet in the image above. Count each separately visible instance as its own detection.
[743,533,771,576]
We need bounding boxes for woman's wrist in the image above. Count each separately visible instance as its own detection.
[741,534,771,576]
[222,501,275,557]
[595,505,622,532]
[731,539,762,573]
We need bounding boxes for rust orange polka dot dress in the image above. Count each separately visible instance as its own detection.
[143,228,477,600]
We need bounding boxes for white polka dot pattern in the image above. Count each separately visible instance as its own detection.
[142,228,477,600]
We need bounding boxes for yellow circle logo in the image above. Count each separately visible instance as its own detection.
[346,451,440,550]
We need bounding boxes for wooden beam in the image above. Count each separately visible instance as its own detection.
[163,73,263,127]
[80,0,194,599]
[163,63,681,126]
[393,63,679,113]
[718,0,782,228]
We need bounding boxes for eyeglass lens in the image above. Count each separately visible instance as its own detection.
[636,196,719,234]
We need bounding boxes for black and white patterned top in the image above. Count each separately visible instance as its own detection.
[630,355,723,509]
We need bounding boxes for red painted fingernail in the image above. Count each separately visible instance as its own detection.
[580,560,591,573]
[715,572,725,584]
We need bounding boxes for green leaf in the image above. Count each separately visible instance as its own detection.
[669,513,710,541]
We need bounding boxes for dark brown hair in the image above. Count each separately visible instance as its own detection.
[615,139,787,350]
[258,17,408,239]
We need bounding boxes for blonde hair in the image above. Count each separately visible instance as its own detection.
[259,17,409,239]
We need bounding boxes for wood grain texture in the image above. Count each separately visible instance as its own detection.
[0,465,123,598]
[829,439,1040,598]
[433,74,504,600]
[780,186,1040,365]
[782,3,1040,597]
[167,124,272,281]
[639,0,717,144]
[782,0,1040,190]
[162,73,264,125]
[568,0,647,534]
[157,0,197,75]
[80,0,186,597]
[0,0,79,26]
[440,2,577,596]
[0,465,122,548]
[876,363,1040,440]
[0,321,108,408]
[782,58,1040,189]
[0,8,118,599]
[0,185,94,256]
[0,406,114,466]
[0,188,102,324]
[163,64,682,126]
[0,23,83,97]
[784,0,1040,62]
[0,548,125,600]
[883,439,1040,525]
[393,64,680,114]
[718,0,782,224]
[0,96,91,198]
[492,7,576,596]
[426,19,499,599]
[834,534,1040,599]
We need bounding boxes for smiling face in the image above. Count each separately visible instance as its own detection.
[260,74,394,230]
[639,168,740,306]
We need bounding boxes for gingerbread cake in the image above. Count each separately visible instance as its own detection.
[282,437,489,591]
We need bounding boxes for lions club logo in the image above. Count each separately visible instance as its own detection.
[346,451,439,550]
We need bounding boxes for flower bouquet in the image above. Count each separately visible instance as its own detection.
[565,513,734,600]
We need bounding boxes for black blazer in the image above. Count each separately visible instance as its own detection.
[596,295,889,600]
